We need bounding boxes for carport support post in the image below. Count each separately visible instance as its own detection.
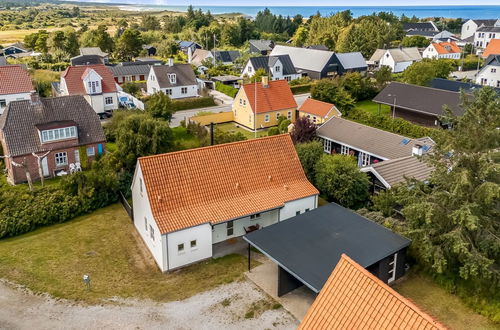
[247,243,251,272]
[210,122,214,145]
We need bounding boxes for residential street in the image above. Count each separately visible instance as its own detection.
[170,93,311,127]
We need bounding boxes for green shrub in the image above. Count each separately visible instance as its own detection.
[290,84,313,95]
[215,81,238,98]
[171,97,216,111]
[267,127,280,136]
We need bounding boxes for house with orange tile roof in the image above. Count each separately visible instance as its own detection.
[131,134,319,272]
[232,78,297,130]
[481,39,500,58]
[298,98,341,124]
[0,65,35,114]
[423,41,461,60]
[299,254,446,330]
[54,64,118,116]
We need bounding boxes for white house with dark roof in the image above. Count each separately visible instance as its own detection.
[109,62,153,84]
[79,47,109,64]
[461,19,500,40]
[242,55,301,81]
[474,26,500,50]
[369,47,422,73]
[476,55,500,87]
[146,62,198,98]
[131,134,318,272]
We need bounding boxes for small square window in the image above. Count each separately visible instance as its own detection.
[149,225,155,240]
[190,240,197,248]
[87,147,95,156]
[178,243,184,252]
[0,99,6,108]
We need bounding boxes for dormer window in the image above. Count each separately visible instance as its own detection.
[275,66,281,72]
[41,126,77,143]
[88,81,100,94]
[168,73,177,84]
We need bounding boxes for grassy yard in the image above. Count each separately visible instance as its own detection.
[394,272,498,330]
[172,126,201,150]
[355,100,391,116]
[215,122,269,140]
[0,204,259,304]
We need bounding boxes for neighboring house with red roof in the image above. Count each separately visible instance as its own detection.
[0,95,106,184]
[0,65,35,114]
[423,41,461,60]
[131,134,318,272]
[55,64,118,115]
[298,98,341,124]
[232,78,297,130]
[299,254,446,330]
[481,39,500,58]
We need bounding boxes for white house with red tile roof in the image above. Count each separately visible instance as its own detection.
[0,65,35,114]
[131,134,319,272]
[57,64,118,114]
[423,41,462,60]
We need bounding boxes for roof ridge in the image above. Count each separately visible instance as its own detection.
[339,254,447,329]
[390,81,461,95]
[139,134,292,161]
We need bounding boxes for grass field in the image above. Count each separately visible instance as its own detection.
[0,204,259,304]
[215,122,269,139]
[172,126,201,150]
[394,272,498,330]
[355,100,391,116]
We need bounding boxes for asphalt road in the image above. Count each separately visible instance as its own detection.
[170,93,311,127]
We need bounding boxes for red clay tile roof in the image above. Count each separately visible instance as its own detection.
[482,39,500,58]
[243,80,297,114]
[0,65,34,95]
[138,134,318,234]
[298,98,340,118]
[299,254,447,330]
[61,64,117,95]
[433,42,461,55]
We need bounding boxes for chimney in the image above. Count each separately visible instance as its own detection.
[261,76,269,88]
[412,144,423,156]
[167,58,174,67]
[187,47,193,64]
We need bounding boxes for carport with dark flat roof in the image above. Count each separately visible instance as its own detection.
[244,203,411,296]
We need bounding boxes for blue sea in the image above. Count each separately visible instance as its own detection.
[109,4,500,19]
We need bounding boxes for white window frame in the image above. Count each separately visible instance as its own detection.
[181,87,188,94]
[178,243,185,254]
[264,114,270,122]
[41,126,77,143]
[105,96,113,105]
[341,145,350,155]
[190,240,197,249]
[0,99,6,108]
[287,111,292,120]
[86,146,95,157]
[387,253,398,283]
[55,152,68,166]
[324,139,332,153]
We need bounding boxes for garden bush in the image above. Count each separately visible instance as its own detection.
[215,81,238,98]
[290,84,313,95]
[171,96,216,111]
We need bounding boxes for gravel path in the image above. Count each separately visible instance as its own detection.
[0,279,298,330]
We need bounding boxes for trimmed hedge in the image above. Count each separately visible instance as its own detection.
[290,84,313,95]
[346,108,441,140]
[171,96,216,111]
[215,81,238,98]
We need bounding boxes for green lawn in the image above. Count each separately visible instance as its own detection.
[394,272,498,330]
[215,122,269,139]
[0,204,259,304]
[355,100,391,116]
[171,126,201,150]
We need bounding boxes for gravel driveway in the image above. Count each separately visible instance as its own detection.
[0,279,298,330]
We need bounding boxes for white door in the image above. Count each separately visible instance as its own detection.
[41,157,49,177]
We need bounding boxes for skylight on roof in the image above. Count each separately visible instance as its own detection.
[400,138,411,145]
[422,144,431,152]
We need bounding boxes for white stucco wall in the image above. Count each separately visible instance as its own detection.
[279,195,318,221]
[242,60,300,82]
[84,92,118,113]
[166,224,213,270]
[211,209,280,244]
[476,65,500,87]
[0,92,32,114]
[131,164,166,271]
[160,85,199,99]
[461,20,478,40]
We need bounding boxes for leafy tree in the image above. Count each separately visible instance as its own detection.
[291,26,308,47]
[140,15,161,31]
[156,38,180,58]
[213,129,247,145]
[402,59,454,86]
[63,29,79,56]
[315,154,369,209]
[401,35,430,48]
[311,79,355,115]
[372,87,500,296]
[291,116,316,144]
[145,92,174,121]
[122,82,141,96]
[374,65,393,90]
[341,72,378,101]
[114,113,173,170]
[79,25,113,53]
[307,10,352,50]
[242,68,269,83]
[295,141,323,182]
[114,28,143,61]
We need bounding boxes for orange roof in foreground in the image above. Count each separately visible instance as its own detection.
[299,254,447,330]
[482,39,500,58]
[298,98,339,118]
[243,80,297,114]
[139,134,318,234]
[433,42,461,55]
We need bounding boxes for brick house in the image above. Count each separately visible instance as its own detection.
[0,95,106,184]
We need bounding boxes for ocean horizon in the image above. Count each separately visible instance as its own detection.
[111,4,500,19]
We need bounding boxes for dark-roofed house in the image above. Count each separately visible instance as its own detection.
[244,203,411,296]
[461,19,500,40]
[242,54,300,82]
[0,95,106,184]
[403,21,439,32]
[306,45,329,51]
[79,47,109,63]
[373,82,464,127]
[270,45,366,79]
[177,40,202,55]
[189,49,241,67]
[109,62,152,84]
[369,47,422,73]
[430,77,500,94]
[2,42,40,59]
[70,54,105,66]
[146,63,198,99]
[249,39,275,55]
[474,26,500,49]
[476,55,500,88]
[57,64,119,115]
[0,65,35,114]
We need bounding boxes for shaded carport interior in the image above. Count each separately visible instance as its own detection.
[244,203,411,296]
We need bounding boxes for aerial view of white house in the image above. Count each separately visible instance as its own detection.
[146,62,198,98]
[476,55,500,87]
[242,54,301,81]
[369,47,422,72]
[131,134,319,272]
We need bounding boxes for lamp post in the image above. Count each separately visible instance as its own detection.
[388,93,396,119]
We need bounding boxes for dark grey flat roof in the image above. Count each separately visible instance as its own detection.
[244,203,410,292]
